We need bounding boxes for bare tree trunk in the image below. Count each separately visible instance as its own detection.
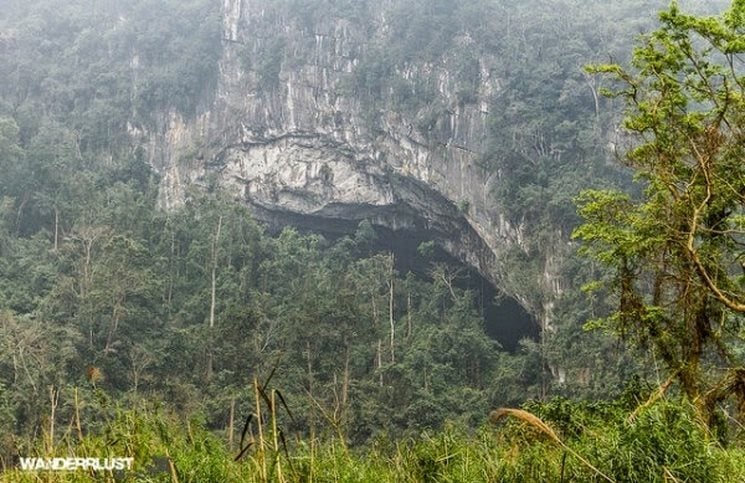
[15,191,28,235]
[540,318,548,401]
[306,341,314,397]
[207,215,223,380]
[332,372,341,420]
[11,354,17,384]
[167,226,175,313]
[377,340,383,387]
[209,215,223,330]
[372,289,383,386]
[228,398,235,450]
[389,254,395,364]
[82,238,94,298]
[130,346,153,395]
[53,206,59,252]
[74,387,83,441]
[105,294,125,352]
[306,341,317,448]
[18,347,38,394]
[406,290,412,339]
[371,293,378,325]
[342,344,350,410]
[438,269,457,301]
[47,386,59,455]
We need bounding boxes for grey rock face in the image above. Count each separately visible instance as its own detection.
[135,0,556,321]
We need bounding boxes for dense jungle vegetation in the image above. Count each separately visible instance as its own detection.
[0,0,744,481]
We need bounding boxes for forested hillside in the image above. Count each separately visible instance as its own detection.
[0,0,744,481]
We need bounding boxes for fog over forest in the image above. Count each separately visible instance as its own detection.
[0,1,743,481]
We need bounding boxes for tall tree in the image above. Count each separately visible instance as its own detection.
[575,0,745,424]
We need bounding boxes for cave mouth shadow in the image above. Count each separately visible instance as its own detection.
[269,215,540,352]
[369,225,539,352]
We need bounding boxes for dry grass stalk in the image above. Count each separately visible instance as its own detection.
[271,390,286,483]
[490,408,561,444]
[74,387,83,441]
[628,372,676,423]
[255,376,267,482]
[490,407,615,483]
[164,447,180,483]
[663,466,681,482]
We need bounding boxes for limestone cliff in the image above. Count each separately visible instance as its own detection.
[132,0,561,323]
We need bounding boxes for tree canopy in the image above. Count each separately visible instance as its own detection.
[575,0,745,424]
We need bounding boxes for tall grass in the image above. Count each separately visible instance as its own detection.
[1,392,744,482]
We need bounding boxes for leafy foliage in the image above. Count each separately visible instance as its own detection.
[1,0,744,477]
[2,394,744,482]
[575,0,745,424]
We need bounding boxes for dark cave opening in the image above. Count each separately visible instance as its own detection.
[261,211,539,352]
[368,225,539,352]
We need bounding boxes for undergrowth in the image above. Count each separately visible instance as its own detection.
[1,395,744,482]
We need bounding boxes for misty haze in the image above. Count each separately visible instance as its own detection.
[0,0,743,481]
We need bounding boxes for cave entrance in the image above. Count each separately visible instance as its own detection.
[265,211,541,352]
[368,225,539,352]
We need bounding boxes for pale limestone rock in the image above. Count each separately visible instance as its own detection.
[135,0,565,325]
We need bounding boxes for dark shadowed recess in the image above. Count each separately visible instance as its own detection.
[259,212,539,351]
[370,225,539,352]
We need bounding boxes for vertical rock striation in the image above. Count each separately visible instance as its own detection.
[134,0,564,325]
